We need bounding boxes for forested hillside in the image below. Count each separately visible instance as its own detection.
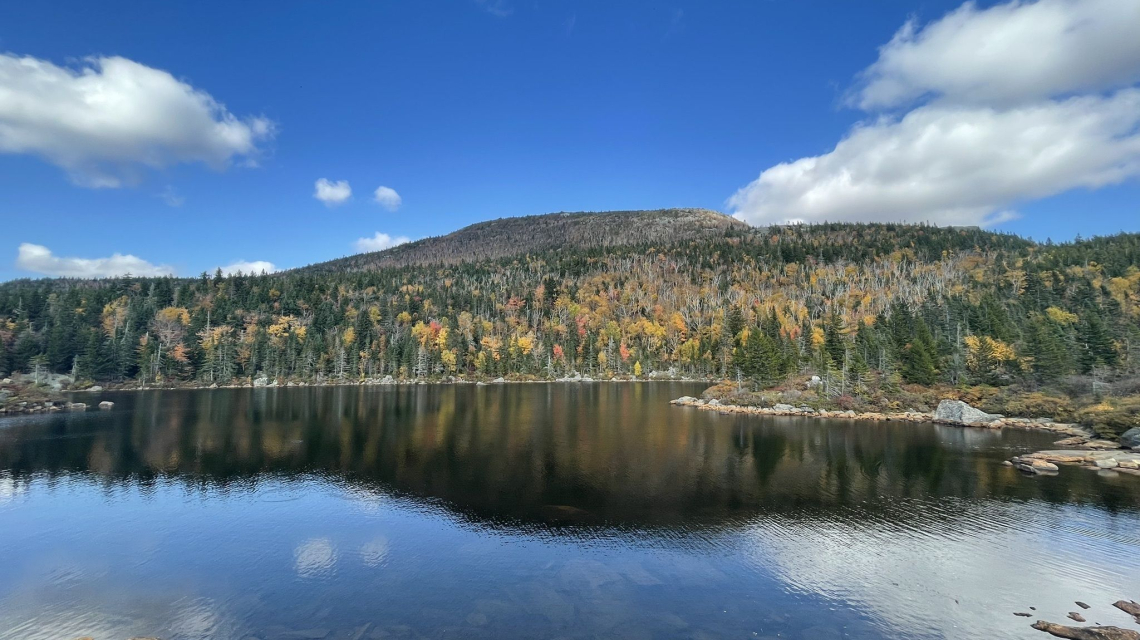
[1,213,1138,415]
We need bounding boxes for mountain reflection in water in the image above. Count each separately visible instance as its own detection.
[1,383,1138,640]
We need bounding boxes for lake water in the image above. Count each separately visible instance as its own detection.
[1,382,1139,640]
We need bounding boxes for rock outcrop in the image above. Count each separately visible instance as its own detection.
[934,399,1002,425]
[1030,620,1140,640]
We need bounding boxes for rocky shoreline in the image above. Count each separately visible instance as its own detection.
[671,396,1140,479]
[670,396,1091,436]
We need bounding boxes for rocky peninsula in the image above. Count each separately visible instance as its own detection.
[671,395,1140,479]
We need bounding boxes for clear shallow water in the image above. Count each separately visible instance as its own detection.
[1,382,1138,640]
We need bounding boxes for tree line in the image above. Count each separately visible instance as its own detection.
[0,223,1137,390]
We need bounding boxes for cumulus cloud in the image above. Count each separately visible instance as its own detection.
[16,243,174,278]
[354,232,410,253]
[729,0,1140,228]
[314,178,351,206]
[372,185,402,211]
[853,0,1140,110]
[0,53,273,188]
[728,91,1140,227]
[218,260,277,276]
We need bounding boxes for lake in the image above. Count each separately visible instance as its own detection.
[1,382,1138,639]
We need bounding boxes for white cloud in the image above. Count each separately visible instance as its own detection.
[728,91,1140,227]
[0,53,273,188]
[314,178,351,206]
[15,243,174,278]
[474,0,512,17]
[854,0,1140,110]
[372,185,402,211]
[159,185,185,207]
[354,232,410,253]
[218,260,277,276]
[729,0,1140,228]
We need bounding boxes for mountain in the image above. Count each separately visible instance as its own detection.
[302,208,748,272]
[1,214,1138,434]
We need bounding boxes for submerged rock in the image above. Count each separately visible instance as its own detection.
[1069,613,1087,623]
[1031,620,1140,640]
[935,399,1002,425]
[98,401,114,410]
[1113,600,1140,623]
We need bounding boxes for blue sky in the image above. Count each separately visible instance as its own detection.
[2,0,1139,280]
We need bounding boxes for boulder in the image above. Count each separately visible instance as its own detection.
[1054,437,1089,448]
[1114,600,1140,623]
[773,403,795,412]
[1120,428,1140,449]
[1083,440,1125,450]
[934,399,1002,425]
[253,376,269,387]
[87,385,103,392]
[707,399,720,406]
[1095,458,1119,469]
[67,402,87,411]
[98,401,114,410]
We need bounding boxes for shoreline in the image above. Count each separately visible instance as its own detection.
[0,376,713,416]
[667,395,1092,437]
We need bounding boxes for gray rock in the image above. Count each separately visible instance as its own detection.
[1120,427,1140,449]
[773,403,795,412]
[707,399,720,406]
[1095,458,1119,469]
[87,385,103,392]
[253,376,269,387]
[67,402,87,411]
[98,401,114,410]
[934,399,1002,424]
[492,377,506,383]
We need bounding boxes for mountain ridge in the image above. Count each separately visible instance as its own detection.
[301,208,748,273]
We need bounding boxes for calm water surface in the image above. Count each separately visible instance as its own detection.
[1,383,1139,639]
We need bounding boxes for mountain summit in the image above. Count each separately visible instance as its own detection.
[305,208,747,272]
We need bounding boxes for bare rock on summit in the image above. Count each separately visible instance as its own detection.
[934,399,1002,425]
